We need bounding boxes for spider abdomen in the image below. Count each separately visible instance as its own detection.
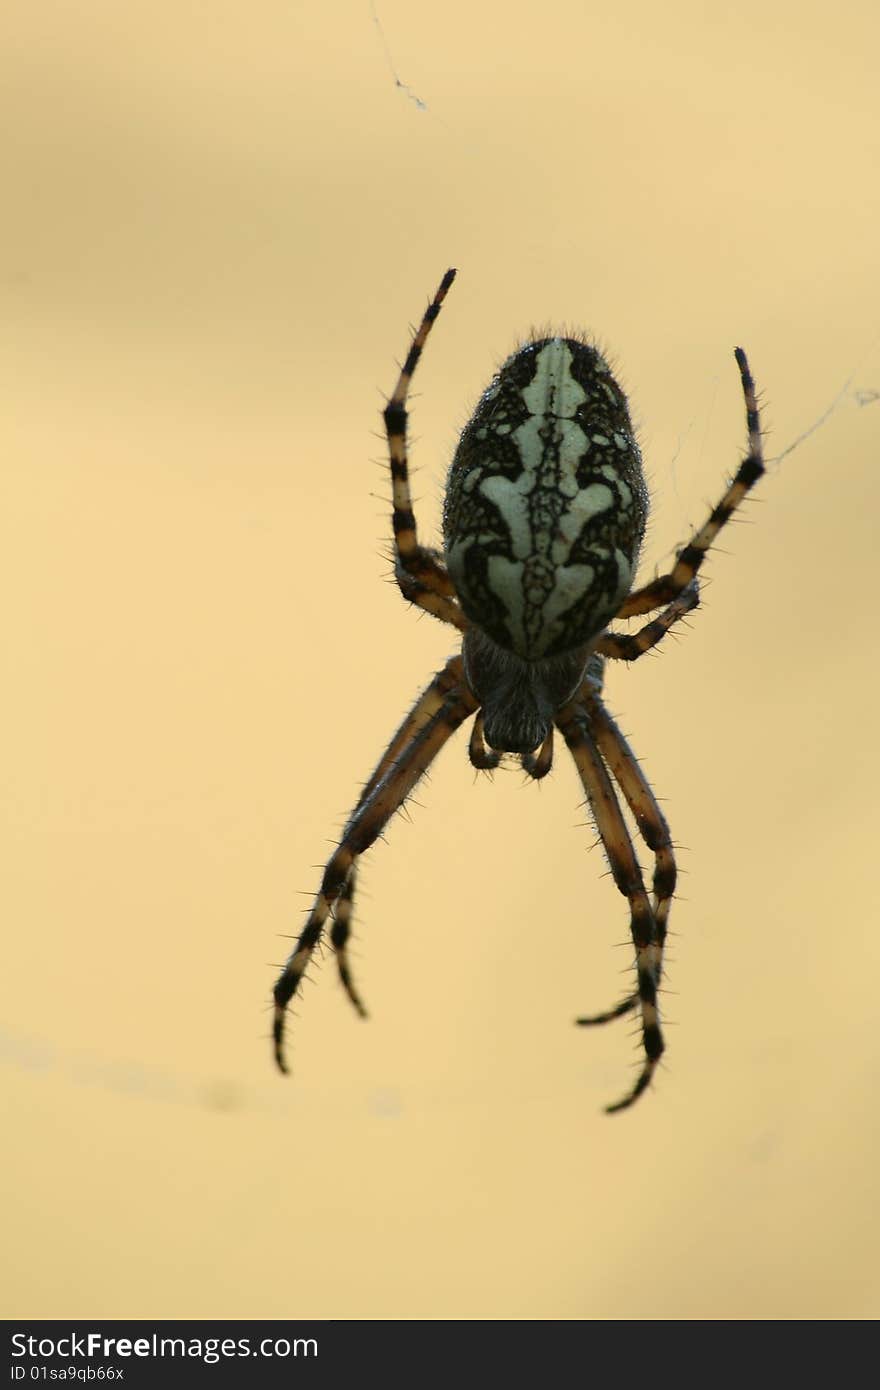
[443,337,648,662]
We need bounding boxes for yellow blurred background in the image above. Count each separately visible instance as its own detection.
[3,0,879,1319]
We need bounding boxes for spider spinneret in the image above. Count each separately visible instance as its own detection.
[272,268,766,1113]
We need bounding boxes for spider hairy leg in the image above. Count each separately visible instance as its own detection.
[383,269,466,631]
[395,567,467,631]
[617,347,765,618]
[272,681,476,1072]
[556,701,662,1114]
[329,872,365,1016]
[331,655,467,1014]
[598,582,699,662]
[576,697,676,1028]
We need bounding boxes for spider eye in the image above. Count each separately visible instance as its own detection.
[482,706,549,756]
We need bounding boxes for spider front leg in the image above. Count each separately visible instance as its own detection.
[330,654,467,1014]
[556,699,662,1114]
[384,269,466,633]
[575,695,676,1030]
[617,347,764,619]
[272,672,476,1072]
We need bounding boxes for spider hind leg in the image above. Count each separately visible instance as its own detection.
[598,582,699,662]
[616,347,764,619]
[383,270,467,632]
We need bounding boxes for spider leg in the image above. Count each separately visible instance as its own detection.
[384,269,467,632]
[556,700,662,1114]
[273,676,476,1072]
[328,873,364,1013]
[617,348,764,618]
[331,654,467,1013]
[575,695,676,1029]
[597,581,699,662]
[395,567,466,631]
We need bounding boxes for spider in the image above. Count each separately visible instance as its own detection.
[272,268,765,1113]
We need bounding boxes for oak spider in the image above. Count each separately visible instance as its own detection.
[272,269,765,1113]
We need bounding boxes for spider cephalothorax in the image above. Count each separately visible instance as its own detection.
[272,269,765,1112]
